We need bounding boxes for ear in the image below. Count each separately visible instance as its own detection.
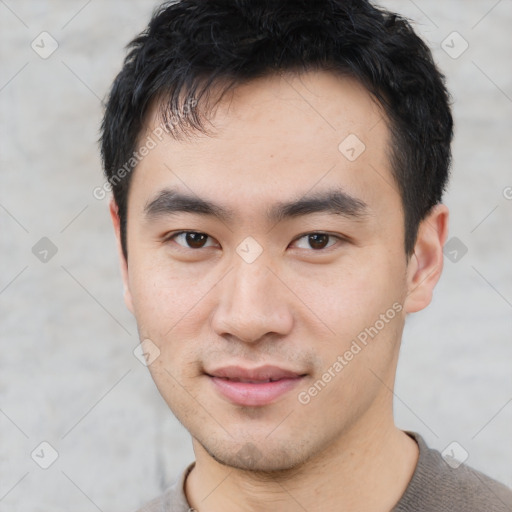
[109,198,134,314]
[403,204,449,314]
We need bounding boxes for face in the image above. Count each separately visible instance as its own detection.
[112,70,445,472]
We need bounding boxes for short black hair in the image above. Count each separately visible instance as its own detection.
[100,0,453,261]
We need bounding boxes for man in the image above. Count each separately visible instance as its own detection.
[100,0,512,510]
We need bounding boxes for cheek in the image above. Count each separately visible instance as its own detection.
[300,255,404,329]
[129,262,209,398]
[128,255,211,343]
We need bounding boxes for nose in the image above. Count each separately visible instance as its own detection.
[210,257,294,344]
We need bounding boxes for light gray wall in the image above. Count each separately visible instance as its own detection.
[0,1,510,510]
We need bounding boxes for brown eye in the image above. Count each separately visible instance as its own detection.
[308,233,330,250]
[170,231,216,249]
[292,232,339,251]
[185,232,208,248]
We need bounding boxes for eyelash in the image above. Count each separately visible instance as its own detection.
[164,231,345,252]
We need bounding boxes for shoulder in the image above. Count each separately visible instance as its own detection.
[394,432,512,512]
[132,463,195,512]
[133,488,174,512]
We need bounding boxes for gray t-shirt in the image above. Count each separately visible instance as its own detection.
[135,431,512,511]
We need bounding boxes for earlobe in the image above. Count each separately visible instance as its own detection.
[109,199,134,314]
[403,204,449,314]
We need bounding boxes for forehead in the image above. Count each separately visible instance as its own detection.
[130,70,397,216]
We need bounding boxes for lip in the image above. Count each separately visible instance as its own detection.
[206,365,306,407]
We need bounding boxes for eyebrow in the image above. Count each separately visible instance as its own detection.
[143,187,369,224]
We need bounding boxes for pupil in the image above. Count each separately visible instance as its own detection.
[309,234,328,249]
[186,232,206,248]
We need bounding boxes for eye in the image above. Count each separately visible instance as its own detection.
[291,232,341,251]
[167,231,218,249]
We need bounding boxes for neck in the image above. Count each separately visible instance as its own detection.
[185,414,419,512]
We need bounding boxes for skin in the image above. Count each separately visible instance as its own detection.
[110,70,449,512]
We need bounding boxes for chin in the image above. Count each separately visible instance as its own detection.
[200,437,312,475]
